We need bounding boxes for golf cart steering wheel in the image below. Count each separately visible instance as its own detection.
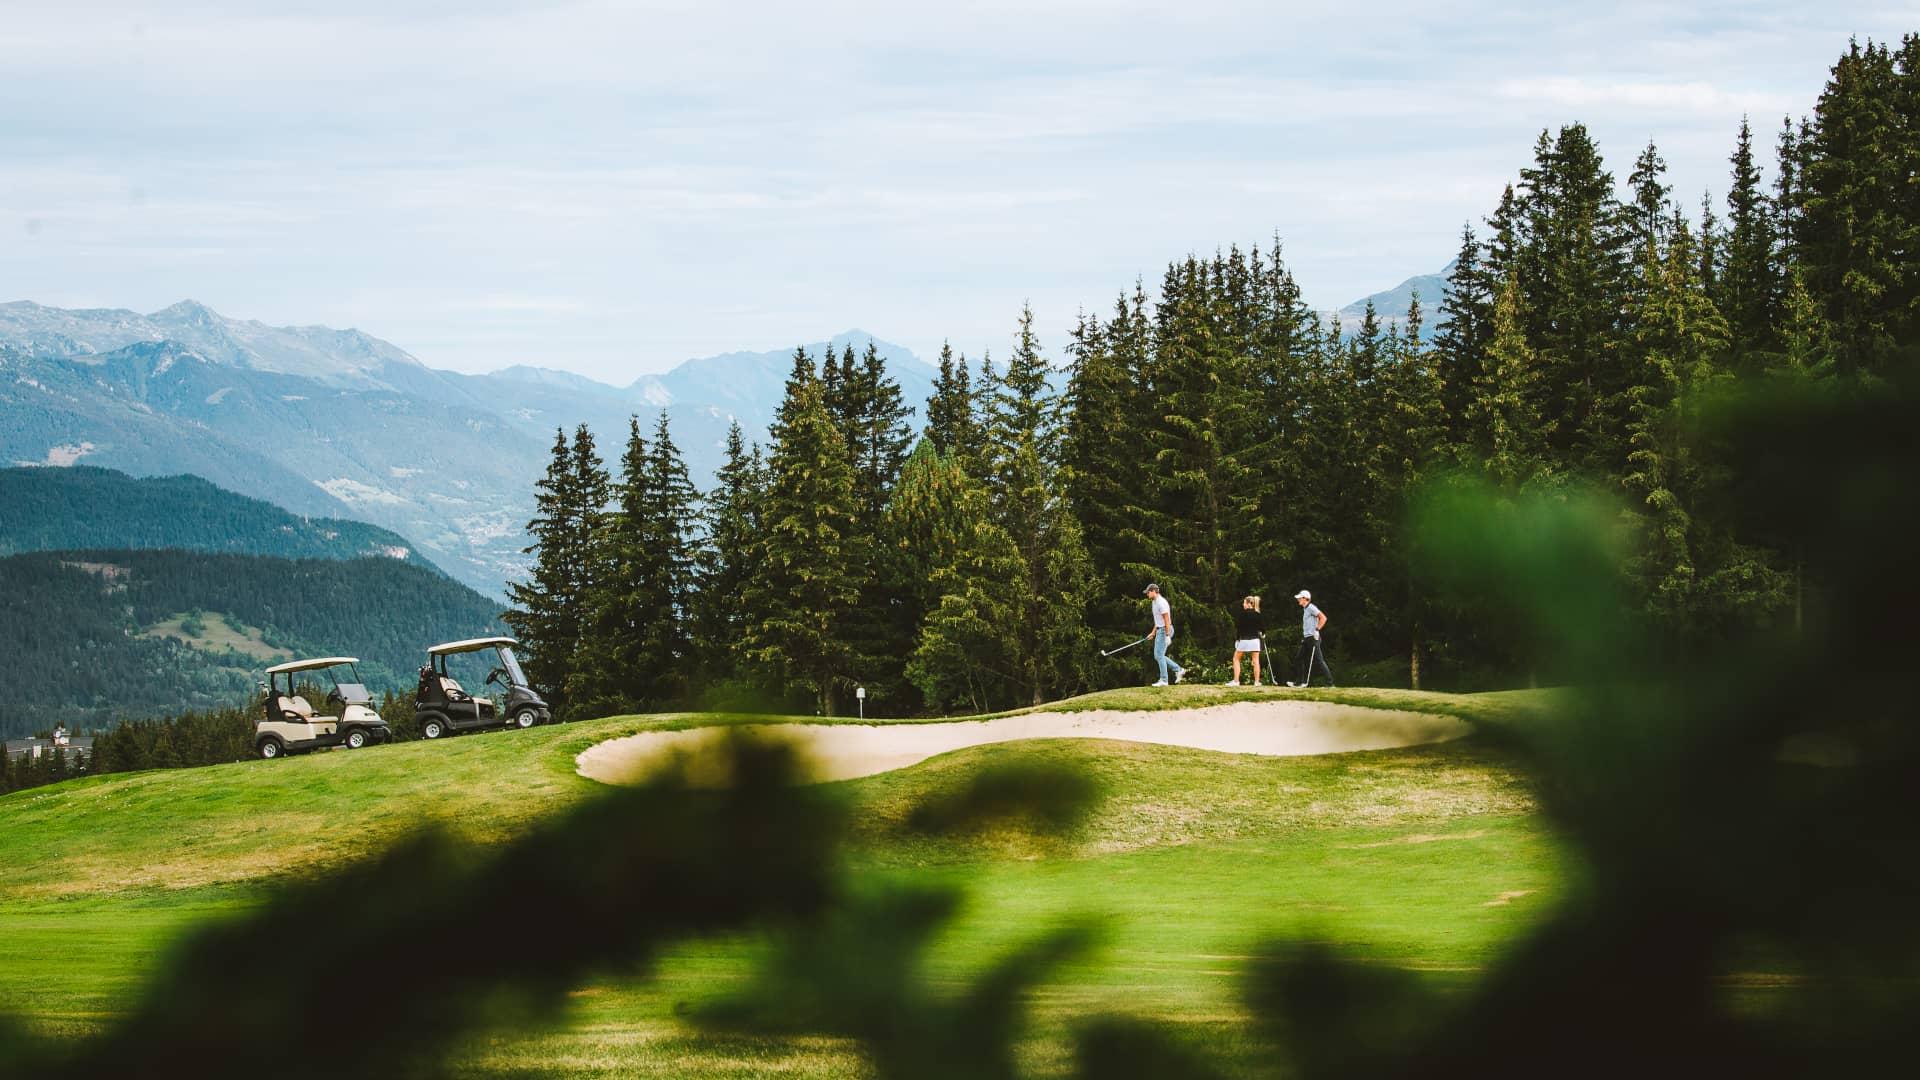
[485,666,508,687]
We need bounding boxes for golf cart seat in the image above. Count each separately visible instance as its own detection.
[283,694,314,719]
[439,676,470,703]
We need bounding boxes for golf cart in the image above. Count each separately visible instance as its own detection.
[257,657,392,759]
[414,637,551,739]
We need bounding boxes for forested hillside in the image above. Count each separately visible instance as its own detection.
[0,550,503,739]
[0,466,437,569]
[501,36,1916,720]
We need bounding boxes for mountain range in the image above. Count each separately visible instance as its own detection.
[0,269,1441,597]
[2,298,931,596]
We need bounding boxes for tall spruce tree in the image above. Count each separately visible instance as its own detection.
[1515,124,1636,473]
[691,422,766,684]
[1789,37,1918,375]
[1718,117,1782,372]
[986,305,1096,703]
[504,426,606,712]
[1623,216,1728,621]
[741,349,865,714]
[1466,276,1554,492]
[925,343,979,459]
[1062,302,1148,652]
[570,414,695,710]
[569,417,650,712]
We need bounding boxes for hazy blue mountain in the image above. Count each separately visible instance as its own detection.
[446,330,937,471]
[1336,263,1454,340]
[0,465,439,570]
[1,302,936,596]
[0,336,547,594]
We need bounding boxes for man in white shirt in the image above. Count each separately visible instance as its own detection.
[1144,583,1186,686]
[1288,589,1335,688]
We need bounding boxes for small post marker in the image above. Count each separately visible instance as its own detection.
[856,686,866,720]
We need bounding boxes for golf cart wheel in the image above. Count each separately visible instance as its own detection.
[258,737,284,760]
[421,718,445,740]
[513,708,537,730]
[345,728,368,750]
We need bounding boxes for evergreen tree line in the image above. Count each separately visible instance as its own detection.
[505,36,1918,715]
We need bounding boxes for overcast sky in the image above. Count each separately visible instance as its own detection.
[1,2,1909,381]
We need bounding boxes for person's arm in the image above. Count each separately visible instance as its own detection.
[1315,609,1328,633]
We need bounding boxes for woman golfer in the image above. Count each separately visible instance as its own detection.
[1224,595,1266,686]
[1144,583,1186,686]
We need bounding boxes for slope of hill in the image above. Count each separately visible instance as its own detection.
[0,466,437,569]
[0,550,504,740]
[1,301,935,595]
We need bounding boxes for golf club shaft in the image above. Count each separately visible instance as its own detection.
[1102,634,1152,657]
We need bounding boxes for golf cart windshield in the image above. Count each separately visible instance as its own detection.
[497,646,528,689]
[327,662,371,704]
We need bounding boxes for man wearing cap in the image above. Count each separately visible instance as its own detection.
[1144,583,1186,687]
[1289,590,1335,688]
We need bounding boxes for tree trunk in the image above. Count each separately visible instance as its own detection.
[1409,626,1422,691]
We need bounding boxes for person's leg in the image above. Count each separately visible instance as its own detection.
[1230,650,1243,684]
[1153,629,1170,683]
[1168,634,1185,679]
[1312,636,1335,686]
[1295,638,1315,685]
[1252,648,1262,685]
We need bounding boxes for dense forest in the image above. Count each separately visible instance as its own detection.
[505,36,1917,719]
[0,550,502,739]
[0,466,438,570]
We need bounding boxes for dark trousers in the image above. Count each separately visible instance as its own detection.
[1295,635,1334,686]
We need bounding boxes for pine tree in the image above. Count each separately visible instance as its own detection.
[907,499,1027,716]
[1626,142,1672,254]
[848,342,914,527]
[616,412,701,703]
[1791,37,1915,374]
[1466,275,1554,491]
[1061,302,1146,647]
[1514,125,1637,474]
[505,428,595,709]
[925,343,978,458]
[1622,215,1730,620]
[1772,267,1837,379]
[741,349,864,714]
[1719,117,1782,371]
[691,422,766,684]
[985,305,1096,703]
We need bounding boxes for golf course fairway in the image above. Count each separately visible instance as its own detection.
[0,685,1568,1076]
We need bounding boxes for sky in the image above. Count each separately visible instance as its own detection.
[1,1,1910,382]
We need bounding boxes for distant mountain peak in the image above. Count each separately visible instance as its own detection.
[153,299,217,320]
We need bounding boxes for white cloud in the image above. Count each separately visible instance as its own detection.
[1497,77,1795,116]
[0,1,1908,380]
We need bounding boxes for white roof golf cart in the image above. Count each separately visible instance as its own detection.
[413,637,551,740]
[257,656,392,759]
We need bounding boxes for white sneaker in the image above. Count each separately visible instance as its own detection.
[1152,679,1169,687]
[1286,681,1299,687]
[1173,670,1185,684]
[1223,679,1240,686]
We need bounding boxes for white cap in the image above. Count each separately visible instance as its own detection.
[1294,589,1311,600]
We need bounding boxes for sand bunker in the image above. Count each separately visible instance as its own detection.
[576,701,1473,786]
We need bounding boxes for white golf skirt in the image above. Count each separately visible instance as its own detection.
[1234,638,1262,652]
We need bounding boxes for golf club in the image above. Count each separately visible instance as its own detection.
[1101,634,1152,657]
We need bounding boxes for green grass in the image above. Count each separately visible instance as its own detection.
[137,610,289,661]
[0,686,1568,1075]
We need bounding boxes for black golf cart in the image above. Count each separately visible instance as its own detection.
[414,637,551,739]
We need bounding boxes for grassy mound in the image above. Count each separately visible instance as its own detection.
[0,686,1565,1074]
